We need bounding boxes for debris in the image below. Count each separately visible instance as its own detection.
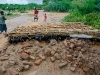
[50,57,55,62]
[54,53,61,60]
[27,71,37,75]
[39,53,46,60]
[51,50,56,56]
[34,58,42,65]
[22,61,32,66]
[24,65,30,71]
[70,67,76,72]
[20,52,29,60]
[59,62,68,69]
[67,55,73,61]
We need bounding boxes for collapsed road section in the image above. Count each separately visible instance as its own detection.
[8,22,100,43]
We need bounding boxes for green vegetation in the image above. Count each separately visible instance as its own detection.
[43,0,100,29]
[43,0,71,12]
[0,3,42,13]
[0,0,100,29]
[0,3,42,19]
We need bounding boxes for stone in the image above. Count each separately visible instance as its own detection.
[88,63,94,69]
[67,55,73,61]
[29,56,36,61]
[0,62,3,66]
[22,42,32,49]
[50,57,55,62]
[63,40,68,47]
[83,67,89,72]
[22,61,32,66]
[0,56,9,61]
[50,39,57,46]
[44,50,51,57]
[8,68,19,75]
[39,53,46,60]
[59,62,68,69]
[24,65,30,71]
[54,53,61,60]
[20,52,29,60]
[8,60,16,66]
[69,43,74,48]
[17,66,24,72]
[70,67,76,72]
[27,71,37,75]
[51,50,56,56]
[34,59,42,65]
[0,66,6,74]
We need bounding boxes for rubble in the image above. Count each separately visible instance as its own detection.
[58,62,68,69]
[54,53,61,60]
[34,58,42,65]
[50,57,55,62]
[0,38,99,75]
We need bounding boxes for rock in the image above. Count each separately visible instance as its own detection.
[9,56,15,61]
[81,49,85,53]
[88,63,94,69]
[8,68,19,75]
[83,67,89,72]
[0,66,6,74]
[51,50,56,56]
[59,62,68,69]
[0,62,3,66]
[69,43,74,48]
[17,66,24,72]
[70,67,76,72]
[50,57,55,62]
[8,60,16,66]
[34,59,42,65]
[50,39,57,46]
[70,39,77,43]
[0,56,9,61]
[27,71,37,75]
[39,53,46,60]
[44,49,51,57]
[22,61,32,66]
[20,52,29,60]
[67,55,73,61]
[54,53,61,60]
[73,51,78,58]
[22,42,32,49]
[24,65,30,71]
[29,56,36,61]
[63,40,68,47]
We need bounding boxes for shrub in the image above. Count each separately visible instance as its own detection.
[6,12,13,15]
[63,12,100,29]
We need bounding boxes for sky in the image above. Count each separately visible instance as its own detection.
[0,0,42,4]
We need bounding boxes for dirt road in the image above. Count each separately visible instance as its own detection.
[0,10,67,49]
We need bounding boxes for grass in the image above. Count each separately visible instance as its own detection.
[5,14,20,19]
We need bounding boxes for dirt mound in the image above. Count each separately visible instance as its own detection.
[0,38,100,75]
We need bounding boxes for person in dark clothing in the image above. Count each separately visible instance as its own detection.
[0,11,7,34]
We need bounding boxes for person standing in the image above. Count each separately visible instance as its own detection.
[34,8,39,22]
[0,11,7,35]
[44,13,47,21]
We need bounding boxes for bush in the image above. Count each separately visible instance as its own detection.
[71,0,96,15]
[63,12,100,29]
[44,0,68,12]
[84,13,100,29]
[6,12,13,15]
